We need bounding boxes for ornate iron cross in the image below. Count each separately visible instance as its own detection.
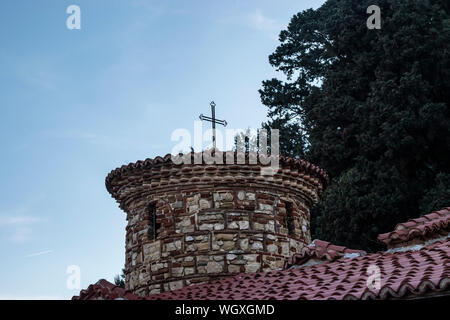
[199,101,227,149]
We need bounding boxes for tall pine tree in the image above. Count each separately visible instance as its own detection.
[260,0,450,251]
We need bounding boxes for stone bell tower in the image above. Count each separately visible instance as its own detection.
[105,152,328,296]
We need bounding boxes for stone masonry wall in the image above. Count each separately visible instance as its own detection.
[125,188,311,296]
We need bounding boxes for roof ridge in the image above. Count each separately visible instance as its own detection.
[282,239,366,269]
[72,279,140,300]
[378,207,450,246]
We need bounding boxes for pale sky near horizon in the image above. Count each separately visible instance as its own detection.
[0,0,325,299]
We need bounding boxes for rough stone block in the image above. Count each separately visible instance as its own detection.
[245,262,260,273]
[169,280,183,291]
[206,261,223,273]
[196,242,210,251]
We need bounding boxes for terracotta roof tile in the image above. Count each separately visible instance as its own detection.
[284,239,366,268]
[378,207,450,246]
[72,279,140,300]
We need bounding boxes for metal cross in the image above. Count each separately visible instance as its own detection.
[199,101,227,149]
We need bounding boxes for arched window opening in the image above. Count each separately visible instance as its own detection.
[285,201,295,237]
[148,203,161,240]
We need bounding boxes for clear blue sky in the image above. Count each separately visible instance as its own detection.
[0,0,325,299]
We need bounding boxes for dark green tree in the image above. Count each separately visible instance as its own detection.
[260,0,450,251]
[114,269,125,289]
[420,173,450,214]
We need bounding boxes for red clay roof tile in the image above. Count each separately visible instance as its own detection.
[284,239,366,268]
[72,279,140,300]
[378,207,450,246]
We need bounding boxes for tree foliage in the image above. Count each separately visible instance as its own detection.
[260,0,450,251]
[114,269,125,289]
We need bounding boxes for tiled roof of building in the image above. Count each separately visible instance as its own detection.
[378,207,450,247]
[73,279,138,300]
[74,208,450,300]
[73,238,450,300]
